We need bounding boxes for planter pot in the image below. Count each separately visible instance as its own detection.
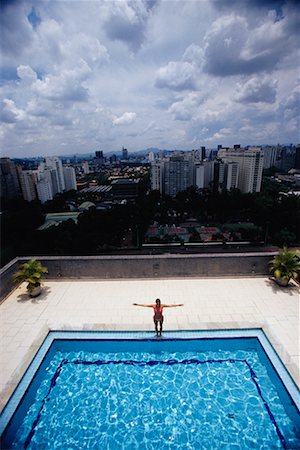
[28,285,42,297]
[274,276,290,287]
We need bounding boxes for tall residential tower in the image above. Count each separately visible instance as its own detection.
[218,147,264,193]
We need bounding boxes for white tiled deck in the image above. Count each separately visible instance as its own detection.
[0,277,299,413]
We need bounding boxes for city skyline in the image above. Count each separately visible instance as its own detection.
[1,0,299,158]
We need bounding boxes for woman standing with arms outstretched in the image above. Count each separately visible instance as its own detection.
[133,298,183,337]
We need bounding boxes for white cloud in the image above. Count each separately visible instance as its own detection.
[203,11,297,76]
[282,83,300,133]
[211,128,232,140]
[243,12,285,60]
[64,33,109,67]
[182,44,204,67]
[155,61,197,91]
[101,1,151,51]
[17,65,38,84]
[285,118,298,132]
[234,77,277,103]
[283,83,300,118]
[113,112,137,125]
[32,61,91,102]
[169,93,204,121]
[1,99,26,123]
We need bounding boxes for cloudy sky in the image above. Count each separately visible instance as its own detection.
[1,0,299,157]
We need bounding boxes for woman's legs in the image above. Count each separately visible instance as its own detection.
[158,317,164,336]
[154,317,164,336]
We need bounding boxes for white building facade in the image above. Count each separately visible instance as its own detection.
[195,161,214,189]
[151,161,162,191]
[45,156,65,192]
[63,166,77,191]
[82,161,90,174]
[163,157,192,196]
[225,162,239,190]
[36,179,53,203]
[218,147,264,193]
[263,146,278,169]
[18,171,37,202]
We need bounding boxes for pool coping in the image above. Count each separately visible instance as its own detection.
[0,328,299,436]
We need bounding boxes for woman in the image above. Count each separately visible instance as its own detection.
[133,298,183,337]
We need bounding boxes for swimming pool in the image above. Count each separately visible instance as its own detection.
[1,330,299,449]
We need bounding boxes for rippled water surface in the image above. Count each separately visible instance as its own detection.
[11,347,300,449]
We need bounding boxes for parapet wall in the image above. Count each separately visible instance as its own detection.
[0,252,275,302]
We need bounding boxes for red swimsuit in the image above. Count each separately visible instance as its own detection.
[153,305,164,322]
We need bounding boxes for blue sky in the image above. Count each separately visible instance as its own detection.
[1,0,299,157]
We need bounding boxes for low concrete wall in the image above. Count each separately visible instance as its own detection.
[0,258,20,303]
[0,252,276,302]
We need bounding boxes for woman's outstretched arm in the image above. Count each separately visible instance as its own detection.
[133,303,154,307]
[162,304,184,307]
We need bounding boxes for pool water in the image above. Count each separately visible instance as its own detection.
[2,336,300,449]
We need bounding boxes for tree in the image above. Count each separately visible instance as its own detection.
[269,247,300,286]
[13,259,48,296]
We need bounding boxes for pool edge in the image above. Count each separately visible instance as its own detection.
[1,328,299,437]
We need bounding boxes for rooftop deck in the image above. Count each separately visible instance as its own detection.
[0,276,299,413]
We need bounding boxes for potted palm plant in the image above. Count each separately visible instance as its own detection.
[269,247,300,287]
[13,259,48,297]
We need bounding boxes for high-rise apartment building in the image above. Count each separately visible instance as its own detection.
[151,155,192,196]
[163,156,193,197]
[45,156,65,192]
[148,152,155,162]
[200,147,206,161]
[18,170,37,202]
[195,163,205,189]
[0,158,21,199]
[48,168,60,195]
[36,179,53,203]
[195,161,213,189]
[294,145,300,171]
[151,161,162,191]
[263,146,278,169]
[82,161,89,174]
[160,154,194,197]
[38,163,59,196]
[225,162,239,190]
[95,151,105,165]
[218,147,264,193]
[210,160,239,193]
[63,166,77,191]
[122,147,128,160]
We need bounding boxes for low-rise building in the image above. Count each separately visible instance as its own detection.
[111,178,140,199]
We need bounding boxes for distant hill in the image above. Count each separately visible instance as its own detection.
[94,148,170,157]
[11,147,197,162]
[131,148,164,156]
[61,153,95,159]
[62,149,165,158]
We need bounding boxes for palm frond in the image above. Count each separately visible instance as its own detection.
[269,248,300,280]
[12,259,48,287]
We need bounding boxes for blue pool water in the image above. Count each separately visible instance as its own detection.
[1,333,300,449]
